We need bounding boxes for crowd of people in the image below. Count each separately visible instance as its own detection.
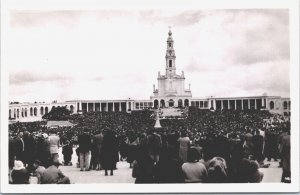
[8,108,291,184]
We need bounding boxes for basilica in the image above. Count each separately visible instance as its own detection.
[9,30,290,122]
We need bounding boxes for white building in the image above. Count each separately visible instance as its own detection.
[151,29,192,108]
[9,30,290,123]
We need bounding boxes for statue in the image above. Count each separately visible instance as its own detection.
[154,109,162,129]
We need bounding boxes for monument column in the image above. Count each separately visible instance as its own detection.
[235,100,237,110]
[221,100,223,110]
[241,100,244,110]
[248,99,250,110]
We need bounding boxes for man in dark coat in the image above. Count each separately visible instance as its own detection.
[252,130,265,165]
[9,134,15,169]
[264,129,279,161]
[23,131,36,173]
[93,131,104,170]
[62,140,73,166]
[14,132,25,164]
[146,128,162,163]
[280,128,290,183]
[78,132,91,171]
[101,130,119,176]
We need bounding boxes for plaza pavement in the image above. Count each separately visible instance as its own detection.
[30,148,282,184]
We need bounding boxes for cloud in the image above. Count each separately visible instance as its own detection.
[182,9,289,74]
[9,71,72,85]
[7,9,290,101]
[10,10,84,28]
[139,10,209,26]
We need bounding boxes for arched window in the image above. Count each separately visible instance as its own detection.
[270,101,274,110]
[40,107,44,115]
[25,108,27,117]
[30,107,33,116]
[288,101,291,110]
[9,109,11,119]
[154,100,159,109]
[34,107,37,116]
[160,99,165,108]
[169,99,174,107]
[70,105,74,113]
[45,107,49,114]
[21,108,24,117]
[184,99,189,107]
[178,99,183,108]
[283,101,288,110]
[17,109,19,118]
[169,60,172,67]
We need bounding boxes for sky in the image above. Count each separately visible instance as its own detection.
[6,9,290,102]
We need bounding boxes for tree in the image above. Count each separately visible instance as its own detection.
[42,106,71,121]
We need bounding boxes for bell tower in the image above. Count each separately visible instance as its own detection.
[165,27,176,77]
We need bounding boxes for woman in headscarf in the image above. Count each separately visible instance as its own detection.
[10,160,30,184]
[206,157,228,183]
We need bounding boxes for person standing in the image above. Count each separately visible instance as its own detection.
[62,140,73,166]
[14,132,25,164]
[9,134,15,170]
[280,127,290,183]
[93,131,104,170]
[252,130,265,165]
[78,132,91,171]
[23,131,36,173]
[101,130,119,176]
[48,129,60,163]
[146,128,162,163]
[178,131,190,163]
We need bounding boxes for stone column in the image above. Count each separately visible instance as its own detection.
[112,102,115,112]
[248,99,250,110]
[93,103,95,112]
[221,100,223,110]
[100,103,102,112]
[234,100,237,110]
[106,102,108,112]
[228,100,230,109]
[86,103,89,112]
[241,100,244,110]
[254,99,257,110]
[119,102,122,111]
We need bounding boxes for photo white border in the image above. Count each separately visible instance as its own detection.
[1,0,299,193]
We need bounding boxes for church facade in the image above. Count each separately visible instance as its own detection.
[151,29,192,108]
[9,30,291,123]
